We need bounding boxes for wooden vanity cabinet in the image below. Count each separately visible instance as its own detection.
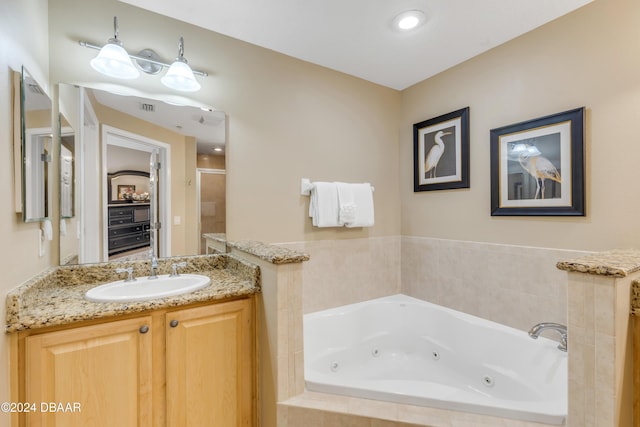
[15,297,255,427]
[24,316,154,427]
[165,299,254,426]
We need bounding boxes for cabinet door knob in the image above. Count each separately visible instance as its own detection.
[139,325,150,334]
[169,320,179,328]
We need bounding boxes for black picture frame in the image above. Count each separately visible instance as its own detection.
[413,107,470,192]
[490,107,585,216]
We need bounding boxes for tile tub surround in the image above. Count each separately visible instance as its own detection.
[401,236,591,333]
[5,254,261,332]
[557,249,639,427]
[557,248,640,277]
[274,239,640,427]
[279,236,402,314]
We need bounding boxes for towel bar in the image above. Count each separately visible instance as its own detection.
[300,178,374,196]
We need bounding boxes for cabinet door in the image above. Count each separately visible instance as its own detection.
[25,317,153,427]
[166,299,254,427]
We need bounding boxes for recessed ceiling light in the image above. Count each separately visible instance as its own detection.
[392,10,426,31]
[213,147,223,152]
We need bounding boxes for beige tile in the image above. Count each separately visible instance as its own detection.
[397,404,452,427]
[278,405,289,427]
[594,390,614,427]
[593,278,615,336]
[568,379,585,426]
[594,332,615,395]
[287,406,324,427]
[567,280,585,327]
[293,350,305,395]
[322,411,369,427]
[346,398,399,421]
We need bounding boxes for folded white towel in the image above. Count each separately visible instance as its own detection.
[309,182,340,227]
[336,182,357,225]
[337,182,374,228]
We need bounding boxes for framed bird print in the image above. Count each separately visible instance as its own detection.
[413,107,470,192]
[490,107,585,216]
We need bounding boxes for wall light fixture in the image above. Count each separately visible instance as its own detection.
[79,17,207,92]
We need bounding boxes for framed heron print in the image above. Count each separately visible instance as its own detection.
[413,107,470,192]
[490,107,585,216]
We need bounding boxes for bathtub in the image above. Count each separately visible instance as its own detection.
[303,294,567,425]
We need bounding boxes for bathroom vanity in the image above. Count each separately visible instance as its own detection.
[6,254,259,426]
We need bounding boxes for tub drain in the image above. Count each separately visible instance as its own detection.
[431,351,440,360]
[371,348,380,357]
[482,375,495,387]
[330,361,340,372]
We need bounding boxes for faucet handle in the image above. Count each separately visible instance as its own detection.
[170,262,188,277]
[115,267,136,282]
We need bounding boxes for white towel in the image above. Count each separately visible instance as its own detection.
[309,182,340,227]
[336,182,357,225]
[337,182,374,228]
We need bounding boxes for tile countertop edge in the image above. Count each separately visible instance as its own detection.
[6,254,261,333]
[556,248,640,316]
[226,240,310,265]
[556,248,640,278]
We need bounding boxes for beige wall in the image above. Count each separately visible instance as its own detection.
[400,0,640,252]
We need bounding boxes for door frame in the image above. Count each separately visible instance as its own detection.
[102,125,171,261]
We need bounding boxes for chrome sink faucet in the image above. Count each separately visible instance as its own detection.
[170,262,187,277]
[115,267,136,282]
[148,248,159,280]
[528,322,567,352]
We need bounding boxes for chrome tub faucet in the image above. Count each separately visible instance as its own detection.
[528,322,567,352]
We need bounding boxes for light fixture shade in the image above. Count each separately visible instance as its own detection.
[161,60,201,92]
[90,42,140,79]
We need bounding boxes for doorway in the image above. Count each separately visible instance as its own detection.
[102,125,170,262]
[197,169,226,254]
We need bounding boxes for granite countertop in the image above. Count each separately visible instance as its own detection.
[6,254,260,333]
[227,240,310,265]
[632,282,640,316]
[556,249,640,278]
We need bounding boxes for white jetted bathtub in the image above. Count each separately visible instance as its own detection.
[304,294,567,425]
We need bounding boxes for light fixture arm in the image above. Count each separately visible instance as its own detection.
[79,40,208,77]
[177,37,185,61]
[109,16,122,45]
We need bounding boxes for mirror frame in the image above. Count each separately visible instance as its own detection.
[19,66,53,222]
[59,119,75,219]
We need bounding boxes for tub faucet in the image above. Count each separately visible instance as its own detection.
[528,322,567,352]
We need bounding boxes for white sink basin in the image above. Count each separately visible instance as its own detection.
[85,274,211,303]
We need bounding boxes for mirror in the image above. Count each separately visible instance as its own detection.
[20,67,53,222]
[60,117,75,219]
[57,83,226,265]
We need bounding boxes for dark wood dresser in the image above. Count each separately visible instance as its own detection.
[107,204,151,255]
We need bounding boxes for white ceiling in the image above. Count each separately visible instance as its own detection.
[120,0,593,90]
[90,88,226,154]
